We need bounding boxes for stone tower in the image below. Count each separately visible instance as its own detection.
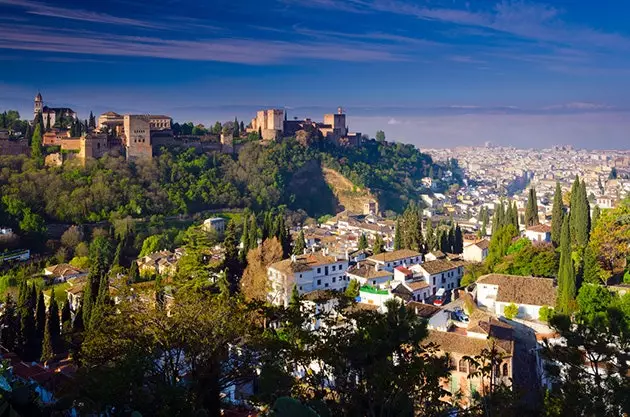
[34,92,43,120]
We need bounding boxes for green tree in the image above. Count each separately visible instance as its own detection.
[293,230,306,255]
[525,187,539,227]
[0,294,19,352]
[30,124,43,165]
[591,205,601,231]
[35,290,46,343]
[557,215,576,314]
[503,303,519,320]
[358,233,368,251]
[372,234,385,255]
[139,234,169,257]
[551,182,564,246]
[128,260,139,283]
[538,305,553,322]
[582,244,603,284]
[453,225,463,254]
[393,219,402,250]
[41,314,54,362]
[345,279,360,298]
[61,298,72,330]
[222,220,242,292]
[375,130,386,142]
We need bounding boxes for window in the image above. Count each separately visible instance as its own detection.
[332,265,336,271]
[441,277,446,284]
[317,279,321,286]
[458,358,468,373]
[299,286,302,291]
[325,283,329,288]
[372,280,376,285]
[502,363,509,377]
[441,273,444,279]
[299,274,302,278]
[332,277,336,283]
[433,277,436,285]
[449,357,457,370]
[317,268,321,274]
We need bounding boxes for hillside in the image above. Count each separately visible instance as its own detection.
[322,167,375,214]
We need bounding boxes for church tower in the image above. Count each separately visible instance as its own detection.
[34,92,43,120]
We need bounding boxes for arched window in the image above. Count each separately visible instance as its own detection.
[458,358,468,373]
[502,363,509,377]
[449,357,457,370]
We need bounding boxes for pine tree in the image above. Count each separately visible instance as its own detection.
[447,226,456,254]
[248,215,259,252]
[372,234,385,255]
[262,212,273,241]
[112,240,123,268]
[557,215,576,314]
[569,176,580,243]
[551,182,564,247]
[89,275,110,329]
[18,303,37,361]
[72,303,84,333]
[46,113,51,130]
[89,111,96,128]
[525,187,540,227]
[258,126,262,139]
[358,233,368,251]
[233,117,240,137]
[439,229,450,253]
[35,290,46,342]
[576,181,591,247]
[289,285,300,310]
[512,201,520,230]
[345,279,360,298]
[293,230,306,255]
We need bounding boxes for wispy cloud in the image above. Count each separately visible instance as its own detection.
[0,24,406,64]
[0,0,157,28]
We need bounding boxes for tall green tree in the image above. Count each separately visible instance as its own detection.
[372,234,385,255]
[425,220,436,251]
[551,181,564,246]
[35,290,46,342]
[358,233,368,251]
[293,230,306,255]
[0,294,19,352]
[557,215,576,314]
[393,219,402,250]
[453,225,463,254]
[30,123,43,165]
[525,187,540,227]
[222,220,242,292]
[591,205,601,231]
[582,244,603,285]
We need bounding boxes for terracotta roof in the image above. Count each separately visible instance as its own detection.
[395,265,413,275]
[347,263,392,280]
[526,224,551,233]
[424,329,514,356]
[269,252,340,275]
[368,249,421,263]
[407,302,441,318]
[474,239,490,250]
[44,263,85,277]
[303,289,339,302]
[419,259,464,275]
[406,280,430,291]
[477,274,556,306]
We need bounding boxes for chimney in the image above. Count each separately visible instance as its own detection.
[345,249,349,260]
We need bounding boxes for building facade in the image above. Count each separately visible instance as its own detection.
[123,115,152,160]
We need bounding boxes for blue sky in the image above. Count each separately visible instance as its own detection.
[1,0,629,148]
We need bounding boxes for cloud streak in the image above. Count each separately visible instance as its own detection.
[0,0,158,28]
[0,24,407,64]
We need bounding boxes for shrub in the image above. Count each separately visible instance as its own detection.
[538,305,554,323]
[503,303,519,320]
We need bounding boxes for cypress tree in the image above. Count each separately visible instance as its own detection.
[569,176,580,243]
[551,182,564,247]
[35,290,46,342]
[591,205,601,231]
[448,225,456,254]
[28,284,37,313]
[394,219,402,250]
[61,298,71,331]
[372,234,385,255]
[557,215,576,314]
[248,215,259,251]
[223,220,241,291]
[240,215,250,264]
[293,230,306,255]
[41,316,53,362]
[358,233,368,251]
[18,304,37,361]
[425,220,436,251]
[72,303,84,333]
[582,245,602,285]
[453,225,463,254]
[0,294,19,352]
[439,229,450,253]
[576,181,591,247]
[128,261,139,283]
[47,288,60,353]
[289,285,300,310]
[525,187,540,227]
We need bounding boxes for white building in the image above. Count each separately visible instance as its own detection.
[367,249,422,272]
[462,239,490,263]
[524,224,552,243]
[267,251,349,306]
[414,258,466,295]
[346,260,393,287]
[203,217,226,234]
[476,274,557,320]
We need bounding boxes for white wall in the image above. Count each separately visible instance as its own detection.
[476,283,499,311]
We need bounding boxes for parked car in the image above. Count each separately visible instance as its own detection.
[433,288,446,306]
[452,307,469,323]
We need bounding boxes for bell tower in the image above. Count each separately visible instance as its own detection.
[34,92,43,120]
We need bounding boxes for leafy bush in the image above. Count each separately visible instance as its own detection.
[503,303,519,320]
[538,305,553,322]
